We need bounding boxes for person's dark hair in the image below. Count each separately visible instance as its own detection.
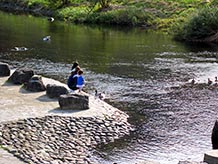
[71,62,79,70]
[78,70,83,75]
[71,66,80,75]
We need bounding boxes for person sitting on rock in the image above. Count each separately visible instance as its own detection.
[67,66,80,91]
[76,70,85,92]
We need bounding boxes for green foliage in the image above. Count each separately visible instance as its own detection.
[87,0,111,10]
[48,0,71,9]
[175,7,218,41]
[99,0,111,8]
[48,0,63,8]
[210,0,218,6]
[27,0,49,7]
[57,6,88,22]
[85,6,153,26]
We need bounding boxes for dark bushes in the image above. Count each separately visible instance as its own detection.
[175,7,218,42]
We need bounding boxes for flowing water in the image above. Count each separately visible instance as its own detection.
[1,10,218,164]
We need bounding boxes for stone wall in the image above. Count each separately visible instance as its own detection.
[0,115,133,164]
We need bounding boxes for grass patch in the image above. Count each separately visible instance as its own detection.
[27,0,49,7]
[57,6,89,22]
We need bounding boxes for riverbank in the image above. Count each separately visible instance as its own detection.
[0,0,214,33]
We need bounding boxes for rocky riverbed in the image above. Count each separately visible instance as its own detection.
[0,115,132,164]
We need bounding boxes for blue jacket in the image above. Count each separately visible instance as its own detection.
[77,75,84,86]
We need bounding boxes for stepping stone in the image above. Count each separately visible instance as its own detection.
[58,94,89,110]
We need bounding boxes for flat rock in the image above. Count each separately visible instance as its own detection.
[46,84,68,98]
[24,75,46,92]
[58,93,89,110]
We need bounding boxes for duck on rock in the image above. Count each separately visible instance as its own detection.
[95,90,106,100]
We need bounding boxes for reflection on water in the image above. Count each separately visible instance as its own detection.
[1,10,218,164]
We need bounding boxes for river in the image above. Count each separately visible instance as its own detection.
[1,10,218,164]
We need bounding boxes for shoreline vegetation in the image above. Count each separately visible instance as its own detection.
[0,0,218,42]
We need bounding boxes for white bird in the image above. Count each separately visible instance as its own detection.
[43,36,51,41]
[95,90,106,100]
[48,17,54,22]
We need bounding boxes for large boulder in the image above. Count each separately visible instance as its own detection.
[212,120,218,149]
[8,68,34,84]
[58,94,89,110]
[24,75,46,92]
[0,62,10,77]
[46,84,68,98]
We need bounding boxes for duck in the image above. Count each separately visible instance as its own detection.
[208,78,213,85]
[48,17,54,22]
[12,46,28,51]
[95,90,106,100]
[191,79,195,85]
[43,36,51,41]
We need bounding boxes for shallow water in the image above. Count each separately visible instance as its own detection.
[1,10,218,164]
